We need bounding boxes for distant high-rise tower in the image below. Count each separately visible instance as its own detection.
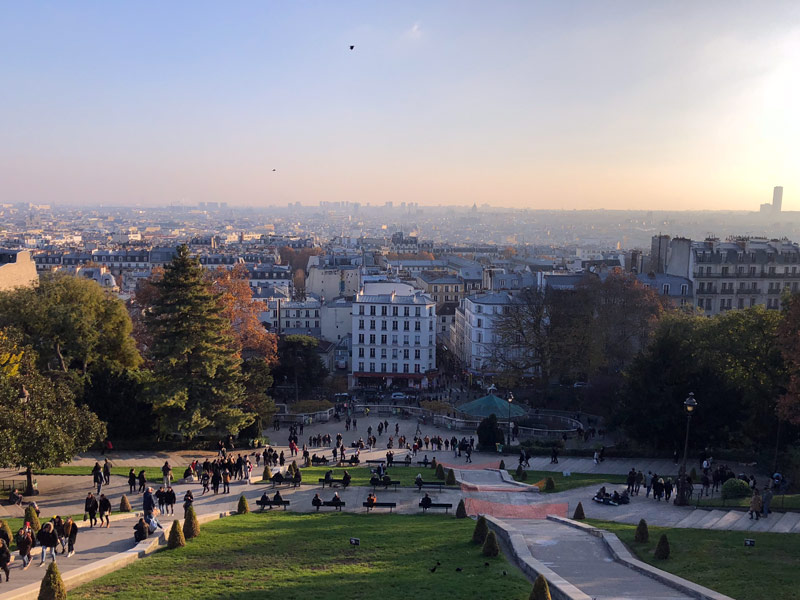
[773,186,783,212]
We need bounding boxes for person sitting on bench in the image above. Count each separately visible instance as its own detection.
[259,492,270,507]
[421,455,429,467]
[342,470,352,488]
[312,493,322,509]
[420,493,432,509]
[366,492,377,508]
[382,474,391,485]
[370,473,380,486]
[8,489,23,506]
[330,492,342,503]
[273,490,284,504]
[324,470,333,484]
[272,471,284,485]
[404,454,412,466]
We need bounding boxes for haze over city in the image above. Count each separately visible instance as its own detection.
[2,1,799,210]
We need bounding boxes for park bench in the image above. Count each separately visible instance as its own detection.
[419,502,452,513]
[363,501,397,513]
[311,457,329,465]
[416,461,433,467]
[321,500,345,511]
[365,459,387,465]
[256,499,290,511]
[417,481,445,492]
[371,479,400,491]
[318,478,348,488]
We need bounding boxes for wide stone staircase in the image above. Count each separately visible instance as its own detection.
[672,507,800,532]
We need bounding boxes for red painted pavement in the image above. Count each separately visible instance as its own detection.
[464,498,568,519]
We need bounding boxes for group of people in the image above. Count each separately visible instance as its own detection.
[83,492,112,527]
[0,515,80,581]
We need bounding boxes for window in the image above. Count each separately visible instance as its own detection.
[414,349,420,359]
[285,321,291,328]
[415,322,421,331]
[381,306,387,316]
[369,320,376,330]
[359,319,364,330]
[358,348,365,358]
[662,284,670,295]
[415,307,421,316]
[403,363,409,373]
[369,348,375,358]
[392,349,398,359]
[477,318,483,327]
[721,267,729,276]
[369,362,375,372]
[381,363,387,372]
[738,298,744,309]
[381,335,387,344]
[358,362,364,371]
[392,334,398,344]
[476,305,483,313]
[415,335,420,345]
[403,335,409,345]
[392,307,398,316]
[369,334,376,344]
[392,320,398,330]
[414,364,421,373]
[403,349,409,359]
[358,334,365,344]
[750,266,756,275]
[680,284,688,296]
[370,306,376,316]
[403,322,410,331]
[433,285,439,292]
[305,321,309,328]
[429,349,433,359]
[381,320,387,330]
[381,349,387,359]
[392,363,398,372]
[404,307,410,316]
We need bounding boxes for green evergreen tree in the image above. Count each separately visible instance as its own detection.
[472,515,489,544]
[446,469,457,485]
[0,520,12,546]
[455,499,467,519]
[37,561,67,600]
[499,459,506,470]
[572,501,585,520]
[544,477,555,491]
[482,530,500,557]
[145,245,248,439]
[435,463,445,480]
[167,519,186,549]
[183,505,200,539]
[25,504,41,533]
[430,457,437,470]
[237,494,250,514]
[654,533,670,559]
[530,574,552,600]
[634,519,649,543]
[120,495,132,512]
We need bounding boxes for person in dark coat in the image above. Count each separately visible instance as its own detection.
[155,486,166,512]
[137,470,147,493]
[165,487,176,515]
[142,487,155,517]
[51,516,66,553]
[312,493,322,511]
[0,539,10,582]
[102,459,112,485]
[127,469,137,494]
[85,492,99,527]
[64,517,78,557]
[92,464,104,495]
[16,527,33,570]
[37,522,58,566]
[183,490,194,517]
[98,494,112,528]
[133,518,148,543]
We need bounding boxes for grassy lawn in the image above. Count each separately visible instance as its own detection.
[586,519,800,600]
[259,466,456,488]
[70,513,532,600]
[34,466,185,483]
[693,494,800,511]
[511,470,627,493]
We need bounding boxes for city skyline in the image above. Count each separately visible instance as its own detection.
[2,1,799,210]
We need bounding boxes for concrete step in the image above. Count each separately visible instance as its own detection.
[674,509,709,529]
[696,509,727,529]
[770,511,800,533]
[749,514,778,532]
[729,510,760,531]
[709,510,743,530]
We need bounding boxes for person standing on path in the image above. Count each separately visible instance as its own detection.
[16,526,33,570]
[749,489,762,520]
[92,463,104,495]
[161,461,172,488]
[142,487,155,518]
[37,522,58,567]
[84,492,99,527]
[137,469,147,493]
[63,517,78,557]
[762,486,774,518]
[165,486,176,515]
[128,469,137,494]
[0,538,10,582]
[102,458,112,485]
[98,494,112,527]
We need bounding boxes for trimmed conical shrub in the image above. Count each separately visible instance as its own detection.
[183,505,200,539]
[544,477,555,491]
[435,463,445,480]
[120,495,132,512]
[38,561,67,600]
[456,499,467,519]
[167,519,186,549]
[263,466,271,481]
[572,502,585,520]
[654,534,670,559]
[472,515,489,544]
[499,459,506,470]
[25,504,41,533]
[430,457,437,470]
[530,574,552,600]
[0,520,12,546]
[482,530,500,557]
[290,461,298,476]
[446,469,457,485]
[515,464,525,478]
[237,494,250,514]
[634,519,649,543]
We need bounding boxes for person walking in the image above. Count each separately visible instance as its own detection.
[16,526,34,570]
[37,522,58,567]
[98,494,112,528]
[142,487,155,518]
[85,492,99,528]
[222,469,231,494]
[92,463,104,495]
[749,488,762,520]
[183,490,194,517]
[102,458,112,485]
[64,517,78,557]
[128,468,137,494]
[51,516,66,554]
[0,538,10,583]
[137,469,147,493]
[161,462,172,488]
[165,486,176,515]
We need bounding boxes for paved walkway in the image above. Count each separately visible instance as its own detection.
[507,518,692,599]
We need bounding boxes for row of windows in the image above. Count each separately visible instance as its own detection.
[357,319,431,331]
[283,320,319,329]
[356,362,433,374]
[357,347,433,359]
[432,285,460,293]
[355,334,433,345]
[697,252,799,264]
[696,265,800,276]
[697,298,781,310]
[357,305,432,317]
[697,282,799,294]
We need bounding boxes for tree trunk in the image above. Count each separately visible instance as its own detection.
[25,465,36,497]
[55,342,68,372]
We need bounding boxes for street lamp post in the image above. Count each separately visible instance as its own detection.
[507,392,514,447]
[675,392,698,506]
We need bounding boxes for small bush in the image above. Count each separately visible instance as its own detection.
[515,464,524,478]
[435,463,445,480]
[38,561,67,600]
[25,504,41,533]
[530,574,552,600]
[482,530,500,557]
[654,533,670,559]
[119,495,132,512]
[446,469,457,486]
[183,505,200,539]
[263,466,271,481]
[721,478,751,500]
[544,477,555,491]
[237,495,250,514]
[167,519,185,549]
[456,499,467,519]
[0,520,13,546]
[572,502,585,520]
[499,460,506,470]
[430,457,437,470]
[634,519,649,543]
[472,515,489,544]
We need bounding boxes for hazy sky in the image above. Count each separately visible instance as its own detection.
[2,2,799,210]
